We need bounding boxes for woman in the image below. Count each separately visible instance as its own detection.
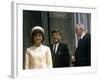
[25,26,52,69]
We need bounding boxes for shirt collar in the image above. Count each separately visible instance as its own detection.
[80,32,86,39]
[53,42,59,46]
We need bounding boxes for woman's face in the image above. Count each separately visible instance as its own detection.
[33,33,43,46]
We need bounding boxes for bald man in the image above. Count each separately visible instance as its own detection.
[73,24,91,66]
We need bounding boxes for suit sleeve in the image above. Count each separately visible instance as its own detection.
[64,44,70,67]
[87,34,91,65]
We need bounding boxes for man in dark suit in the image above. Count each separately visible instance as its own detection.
[50,30,70,68]
[72,24,91,66]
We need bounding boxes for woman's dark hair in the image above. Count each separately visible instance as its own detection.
[31,29,44,44]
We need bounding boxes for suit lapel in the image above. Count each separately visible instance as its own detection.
[56,43,60,54]
[51,44,53,53]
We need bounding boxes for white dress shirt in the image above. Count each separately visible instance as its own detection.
[53,42,59,53]
[80,32,86,39]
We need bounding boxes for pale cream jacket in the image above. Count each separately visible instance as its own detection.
[25,44,53,69]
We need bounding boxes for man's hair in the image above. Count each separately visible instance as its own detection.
[52,30,61,36]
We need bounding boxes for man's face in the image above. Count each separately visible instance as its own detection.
[52,32,61,44]
[75,26,82,38]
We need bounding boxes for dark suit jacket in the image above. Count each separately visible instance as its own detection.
[50,42,70,68]
[74,33,91,66]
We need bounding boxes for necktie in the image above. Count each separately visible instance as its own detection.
[53,44,56,54]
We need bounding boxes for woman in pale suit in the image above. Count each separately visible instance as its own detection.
[25,26,53,69]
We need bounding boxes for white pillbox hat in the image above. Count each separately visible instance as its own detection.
[31,26,44,34]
